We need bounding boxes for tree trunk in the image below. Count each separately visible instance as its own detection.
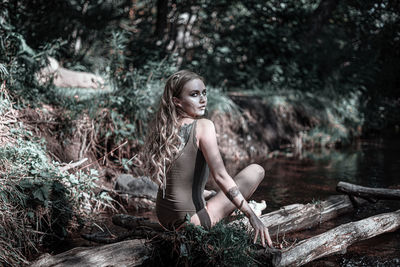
[272,209,400,267]
[30,239,151,267]
[155,0,168,38]
[306,0,340,40]
[337,181,400,201]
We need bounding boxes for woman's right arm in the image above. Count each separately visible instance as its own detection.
[197,119,272,247]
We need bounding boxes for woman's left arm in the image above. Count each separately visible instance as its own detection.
[197,119,272,247]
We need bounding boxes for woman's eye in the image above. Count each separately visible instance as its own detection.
[191,93,198,97]
[202,91,207,96]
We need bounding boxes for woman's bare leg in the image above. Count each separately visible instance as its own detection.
[191,163,265,226]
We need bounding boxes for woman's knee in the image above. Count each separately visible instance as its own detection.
[237,164,265,189]
[249,163,265,181]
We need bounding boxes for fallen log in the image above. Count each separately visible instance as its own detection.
[337,181,400,201]
[30,239,151,267]
[272,209,400,267]
[235,195,366,236]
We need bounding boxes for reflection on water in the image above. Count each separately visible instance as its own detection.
[246,138,400,265]
[251,139,400,210]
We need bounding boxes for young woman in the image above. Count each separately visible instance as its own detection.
[143,70,272,247]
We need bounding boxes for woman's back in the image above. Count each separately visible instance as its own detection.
[156,120,209,229]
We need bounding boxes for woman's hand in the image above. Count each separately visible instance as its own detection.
[249,214,273,248]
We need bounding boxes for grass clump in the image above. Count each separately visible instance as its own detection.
[147,219,260,267]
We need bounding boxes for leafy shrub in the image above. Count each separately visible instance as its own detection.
[0,87,114,266]
[240,88,364,148]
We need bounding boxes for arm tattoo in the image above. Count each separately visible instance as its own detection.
[227,186,240,201]
[238,200,244,209]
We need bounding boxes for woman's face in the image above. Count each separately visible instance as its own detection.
[174,78,207,118]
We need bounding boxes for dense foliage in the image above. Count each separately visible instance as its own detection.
[2,0,399,135]
[0,87,115,265]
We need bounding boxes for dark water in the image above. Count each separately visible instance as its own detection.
[248,138,400,266]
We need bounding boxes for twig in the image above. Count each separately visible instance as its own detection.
[25,120,59,124]
[126,154,137,164]
[276,224,280,244]
[93,222,104,232]
[78,140,128,171]
[0,119,17,124]
[283,238,297,251]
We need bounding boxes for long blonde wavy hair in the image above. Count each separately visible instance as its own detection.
[142,70,204,191]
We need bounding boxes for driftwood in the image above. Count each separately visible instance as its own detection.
[272,209,400,267]
[337,181,400,201]
[235,195,365,236]
[260,195,357,236]
[30,239,151,267]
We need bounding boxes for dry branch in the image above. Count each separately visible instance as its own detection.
[273,209,400,267]
[59,158,88,172]
[337,181,400,201]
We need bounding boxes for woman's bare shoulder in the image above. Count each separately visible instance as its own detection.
[197,118,215,131]
[196,118,216,141]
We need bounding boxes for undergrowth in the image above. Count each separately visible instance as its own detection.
[238,88,364,148]
[146,219,262,267]
[0,87,115,266]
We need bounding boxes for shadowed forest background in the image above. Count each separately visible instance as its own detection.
[0,0,399,266]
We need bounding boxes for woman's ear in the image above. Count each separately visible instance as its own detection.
[173,96,182,108]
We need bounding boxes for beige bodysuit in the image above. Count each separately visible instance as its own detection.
[156,120,211,229]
